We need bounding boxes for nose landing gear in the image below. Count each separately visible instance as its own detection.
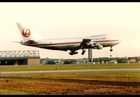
[110,46,113,52]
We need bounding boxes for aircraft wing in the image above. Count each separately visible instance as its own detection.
[79,39,91,49]
[79,39,103,50]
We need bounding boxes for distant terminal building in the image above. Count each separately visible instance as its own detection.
[0,50,40,65]
[93,56,140,64]
[128,57,140,63]
[93,57,128,64]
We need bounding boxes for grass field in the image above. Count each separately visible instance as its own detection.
[0,63,139,95]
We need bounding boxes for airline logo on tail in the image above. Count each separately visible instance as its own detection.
[22,28,31,37]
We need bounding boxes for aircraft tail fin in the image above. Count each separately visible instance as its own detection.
[16,22,34,41]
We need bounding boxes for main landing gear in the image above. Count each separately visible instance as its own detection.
[69,49,86,55]
[69,51,78,55]
[81,49,86,55]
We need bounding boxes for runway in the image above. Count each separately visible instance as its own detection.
[0,69,140,75]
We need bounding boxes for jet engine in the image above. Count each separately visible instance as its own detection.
[94,43,103,49]
[97,45,103,49]
[84,42,103,50]
[88,42,103,49]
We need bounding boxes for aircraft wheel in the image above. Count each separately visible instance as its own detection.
[110,49,113,52]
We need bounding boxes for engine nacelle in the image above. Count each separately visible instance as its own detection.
[86,42,103,50]
[97,45,103,49]
[92,43,103,49]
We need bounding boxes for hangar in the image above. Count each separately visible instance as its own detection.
[0,50,40,65]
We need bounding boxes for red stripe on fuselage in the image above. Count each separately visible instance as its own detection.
[26,40,118,47]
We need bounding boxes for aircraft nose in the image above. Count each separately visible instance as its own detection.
[119,39,121,42]
[118,39,121,43]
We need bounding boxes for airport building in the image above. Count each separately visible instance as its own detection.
[128,57,140,63]
[0,50,40,65]
[87,49,140,64]
[93,56,140,64]
[93,57,128,64]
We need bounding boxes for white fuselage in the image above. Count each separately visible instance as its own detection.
[21,34,121,51]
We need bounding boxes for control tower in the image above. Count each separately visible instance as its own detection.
[88,48,93,62]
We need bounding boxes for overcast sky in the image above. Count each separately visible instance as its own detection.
[0,2,140,59]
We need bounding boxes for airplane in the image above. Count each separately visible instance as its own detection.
[16,22,121,55]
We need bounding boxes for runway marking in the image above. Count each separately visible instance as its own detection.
[0,69,140,75]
